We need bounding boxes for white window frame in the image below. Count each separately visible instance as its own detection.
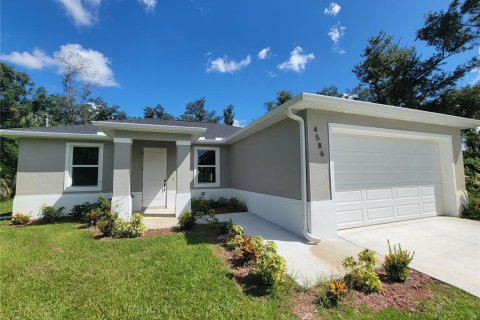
[64,142,104,192]
[194,146,220,188]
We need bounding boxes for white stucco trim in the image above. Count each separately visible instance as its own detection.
[176,140,191,146]
[0,130,109,140]
[328,123,460,219]
[191,188,234,199]
[113,137,133,144]
[193,146,221,188]
[175,192,191,217]
[112,195,132,220]
[64,142,104,193]
[12,193,112,219]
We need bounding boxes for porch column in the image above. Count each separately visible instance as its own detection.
[175,140,192,217]
[112,137,133,220]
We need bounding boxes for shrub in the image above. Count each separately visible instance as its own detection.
[178,210,196,230]
[383,240,415,282]
[39,204,64,223]
[11,213,30,225]
[342,249,382,293]
[191,198,210,214]
[69,195,112,219]
[112,213,145,238]
[252,237,287,290]
[84,210,100,227]
[325,279,348,307]
[96,211,117,237]
[225,224,244,250]
[228,198,247,212]
[463,196,480,220]
[240,235,259,261]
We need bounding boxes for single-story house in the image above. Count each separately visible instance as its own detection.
[1,93,479,241]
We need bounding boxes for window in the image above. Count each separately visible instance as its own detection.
[194,147,220,187]
[64,143,103,191]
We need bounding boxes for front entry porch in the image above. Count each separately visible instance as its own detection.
[109,136,194,220]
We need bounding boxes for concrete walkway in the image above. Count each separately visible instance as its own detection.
[339,217,480,297]
[218,213,480,297]
[217,213,363,287]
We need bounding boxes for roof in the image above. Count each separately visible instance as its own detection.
[1,93,479,143]
[0,119,242,141]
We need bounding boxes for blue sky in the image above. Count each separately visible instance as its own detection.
[2,0,478,125]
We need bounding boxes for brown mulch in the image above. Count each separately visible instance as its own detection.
[348,269,436,312]
[143,228,179,237]
[293,290,319,320]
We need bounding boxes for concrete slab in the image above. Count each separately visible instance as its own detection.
[143,216,178,229]
[339,217,480,297]
[217,212,365,287]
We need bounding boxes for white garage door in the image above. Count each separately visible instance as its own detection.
[332,132,444,230]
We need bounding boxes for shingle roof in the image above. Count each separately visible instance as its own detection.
[7,119,242,139]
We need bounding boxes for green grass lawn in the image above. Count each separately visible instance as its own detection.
[0,198,13,217]
[1,220,479,320]
[0,221,295,320]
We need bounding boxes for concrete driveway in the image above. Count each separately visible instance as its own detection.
[339,217,480,297]
[219,213,480,297]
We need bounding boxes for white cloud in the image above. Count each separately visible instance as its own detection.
[206,54,251,73]
[55,0,101,27]
[324,2,341,16]
[1,49,56,69]
[138,0,157,11]
[1,44,118,87]
[277,46,314,73]
[469,68,480,85]
[328,23,346,44]
[328,23,347,54]
[233,119,247,127]
[257,47,271,60]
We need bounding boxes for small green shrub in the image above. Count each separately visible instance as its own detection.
[227,198,247,212]
[322,279,348,307]
[342,249,382,293]
[463,196,480,220]
[225,224,244,250]
[251,237,287,290]
[96,211,117,237]
[383,240,415,282]
[112,213,146,238]
[69,195,112,219]
[84,210,100,227]
[11,213,30,225]
[178,210,196,230]
[191,197,247,213]
[39,204,64,223]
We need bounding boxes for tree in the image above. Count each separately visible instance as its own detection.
[223,104,235,125]
[317,85,344,98]
[353,0,478,109]
[264,90,293,112]
[180,97,220,123]
[143,104,174,120]
[88,97,127,121]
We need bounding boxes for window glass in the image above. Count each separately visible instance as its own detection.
[198,167,216,183]
[72,167,99,186]
[73,147,99,165]
[197,150,216,166]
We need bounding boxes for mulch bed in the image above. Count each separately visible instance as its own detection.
[292,290,319,320]
[143,228,179,237]
[348,269,436,311]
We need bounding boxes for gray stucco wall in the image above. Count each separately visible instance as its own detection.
[130,140,177,193]
[304,109,466,201]
[16,138,114,195]
[229,118,301,199]
[190,144,231,189]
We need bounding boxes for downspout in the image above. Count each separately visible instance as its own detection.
[286,106,322,243]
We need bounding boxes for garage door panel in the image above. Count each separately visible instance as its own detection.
[367,207,395,220]
[332,132,444,229]
[337,209,363,224]
[397,204,421,216]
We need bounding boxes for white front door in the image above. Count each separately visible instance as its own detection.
[332,132,444,230]
[143,148,167,207]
